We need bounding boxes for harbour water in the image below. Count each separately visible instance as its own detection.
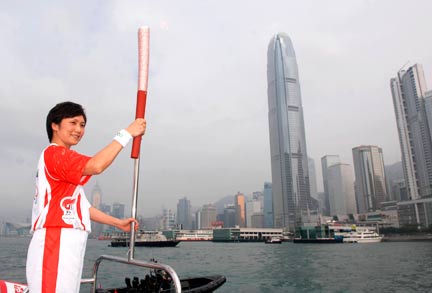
[1,237,431,292]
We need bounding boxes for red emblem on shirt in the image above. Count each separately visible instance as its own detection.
[60,196,76,224]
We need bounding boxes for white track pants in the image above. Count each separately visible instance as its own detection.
[26,228,88,293]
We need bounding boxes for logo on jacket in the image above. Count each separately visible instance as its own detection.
[60,196,76,224]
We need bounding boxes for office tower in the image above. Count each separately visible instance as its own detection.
[195,210,201,229]
[234,192,246,227]
[112,202,125,219]
[91,183,102,209]
[90,184,103,237]
[390,64,432,199]
[321,155,341,216]
[425,90,432,143]
[251,214,265,228]
[352,146,388,212]
[308,158,319,201]
[391,179,409,202]
[327,163,357,216]
[263,182,274,228]
[99,203,111,214]
[200,204,217,229]
[385,161,404,201]
[267,33,311,231]
[177,197,192,229]
[162,208,176,230]
[246,195,262,228]
[223,204,236,228]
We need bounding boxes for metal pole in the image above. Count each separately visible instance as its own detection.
[128,158,140,261]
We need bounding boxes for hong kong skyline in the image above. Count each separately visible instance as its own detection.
[1,1,432,221]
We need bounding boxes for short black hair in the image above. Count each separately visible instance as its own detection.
[46,101,87,142]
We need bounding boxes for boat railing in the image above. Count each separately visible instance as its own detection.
[82,254,182,292]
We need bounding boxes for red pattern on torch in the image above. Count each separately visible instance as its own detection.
[131,27,150,159]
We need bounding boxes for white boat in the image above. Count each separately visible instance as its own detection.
[343,230,383,243]
[265,237,283,244]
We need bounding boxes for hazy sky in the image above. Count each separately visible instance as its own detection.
[1,0,432,221]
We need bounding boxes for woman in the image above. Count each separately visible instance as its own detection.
[26,101,146,292]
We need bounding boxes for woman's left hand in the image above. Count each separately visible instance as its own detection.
[116,218,139,232]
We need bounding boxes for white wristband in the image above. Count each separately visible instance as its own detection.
[114,129,132,147]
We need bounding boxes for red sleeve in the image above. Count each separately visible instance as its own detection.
[44,145,91,185]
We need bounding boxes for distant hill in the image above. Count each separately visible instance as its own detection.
[385,161,404,182]
[214,195,234,214]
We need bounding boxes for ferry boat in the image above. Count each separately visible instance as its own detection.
[343,230,383,243]
[110,231,180,247]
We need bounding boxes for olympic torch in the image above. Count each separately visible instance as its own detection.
[129,26,149,261]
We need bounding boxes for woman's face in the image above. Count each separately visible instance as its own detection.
[51,115,86,148]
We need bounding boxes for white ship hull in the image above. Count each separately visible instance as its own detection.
[343,230,382,243]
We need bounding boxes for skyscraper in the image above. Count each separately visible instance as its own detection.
[246,194,262,228]
[263,182,274,228]
[308,158,319,201]
[267,33,311,231]
[90,184,103,237]
[177,197,192,229]
[321,155,341,216]
[91,183,102,209]
[223,204,236,228]
[112,202,125,219]
[234,192,246,228]
[390,64,432,199]
[352,145,388,212]
[327,163,357,216]
[200,204,217,229]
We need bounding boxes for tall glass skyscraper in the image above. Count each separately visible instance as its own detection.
[267,33,311,231]
[177,197,192,229]
[263,182,274,228]
[327,163,357,216]
[390,64,432,199]
[352,145,388,212]
[321,155,341,216]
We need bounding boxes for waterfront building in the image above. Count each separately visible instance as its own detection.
[352,145,389,212]
[234,192,246,227]
[321,155,341,216]
[267,33,311,231]
[327,163,357,216]
[397,197,432,229]
[251,213,265,228]
[223,204,236,228]
[162,208,176,230]
[177,197,192,229]
[140,216,164,231]
[317,192,326,215]
[390,64,432,199]
[175,229,213,241]
[246,194,263,228]
[390,179,408,202]
[263,182,274,228]
[213,227,283,242]
[200,204,217,229]
[384,161,404,201]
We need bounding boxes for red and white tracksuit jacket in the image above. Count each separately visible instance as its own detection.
[26,144,92,293]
